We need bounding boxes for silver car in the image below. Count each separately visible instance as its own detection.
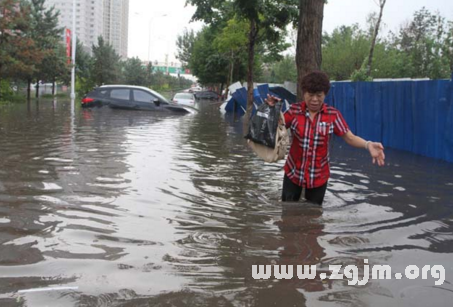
[172,92,196,107]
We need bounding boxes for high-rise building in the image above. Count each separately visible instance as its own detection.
[103,0,129,59]
[44,0,128,58]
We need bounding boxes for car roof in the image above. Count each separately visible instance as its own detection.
[99,85,150,91]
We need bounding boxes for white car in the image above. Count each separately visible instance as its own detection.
[172,92,196,107]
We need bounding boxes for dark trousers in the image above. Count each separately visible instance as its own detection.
[281,174,328,205]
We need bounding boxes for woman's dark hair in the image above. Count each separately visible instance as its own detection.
[301,71,331,94]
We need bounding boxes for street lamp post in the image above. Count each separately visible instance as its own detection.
[148,14,167,63]
[135,12,167,63]
[70,0,76,99]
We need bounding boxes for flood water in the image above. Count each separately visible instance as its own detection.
[0,99,453,307]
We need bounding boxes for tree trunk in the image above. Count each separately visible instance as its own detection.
[243,18,258,135]
[35,79,39,98]
[52,79,56,96]
[219,82,224,100]
[296,0,325,100]
[27,79,31,100]
[228,57,235,98]
[224,56,234,101]
[224,72,230,101]
[0,63,3,101]
[366,0,386,77]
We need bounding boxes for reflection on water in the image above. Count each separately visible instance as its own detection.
[0,100,453,306]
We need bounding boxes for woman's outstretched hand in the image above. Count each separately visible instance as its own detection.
[264,94,281,107]
[369,142,385,166]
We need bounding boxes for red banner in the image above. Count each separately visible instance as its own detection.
[65,29,71,64]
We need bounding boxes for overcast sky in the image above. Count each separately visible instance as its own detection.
[128,0,453,63]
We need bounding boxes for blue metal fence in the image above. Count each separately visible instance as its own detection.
[326,79,453,163]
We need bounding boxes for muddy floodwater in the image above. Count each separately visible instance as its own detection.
[0,99,453,307]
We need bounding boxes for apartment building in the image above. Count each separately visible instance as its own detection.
[103,0,129,59]
[44,0,128,58]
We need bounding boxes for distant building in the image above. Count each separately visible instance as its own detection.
[103,0,129,59]
[44,0,128,58]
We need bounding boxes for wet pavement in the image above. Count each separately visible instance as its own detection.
[0,99,453,306]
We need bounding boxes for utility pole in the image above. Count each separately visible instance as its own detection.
[70,0,76,99]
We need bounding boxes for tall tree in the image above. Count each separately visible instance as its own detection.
[0,0,37,99]
[189,27,229,87]
[41,43,70,95]
[75,39,94,96]
[29,0,62,97]
[366,0,387,77]
[145,62,153,86]
[176,28,196,69]
[443,22,453,74]
[259,55,297,84]
[187,0,297,131]
[91,36,121,85]
[393,7,451,79]
[122,57,148,86]
[322,25,370,80]
[213,17,249,98]
[296,0,325,100]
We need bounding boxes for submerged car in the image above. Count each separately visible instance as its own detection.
[195,91,220,100]
[81,85,192,113]
[172,92,196,107]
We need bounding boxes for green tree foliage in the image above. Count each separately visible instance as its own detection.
[176,29,196,69]
[365,0,387,77]
[75,39,94,96]
[322,7,453,81]
[145,62,153,86]
[392,7,452,79]
[41,43,70,94]
[187,0,297,128]
[214,18,249,55]
[149,70,192,92]
[91,36,121,85]
[122,57,148,86]
[0,0,38,99]
[444,22,453,74]
[29,0,64,97]
[259,55,297,84]
[213,17,249,96]
[189,27,230,87]
[322,25,370,80]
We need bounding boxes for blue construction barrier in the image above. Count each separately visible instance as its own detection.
[329,79,453,163]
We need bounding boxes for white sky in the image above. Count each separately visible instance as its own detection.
[128,0,453,63]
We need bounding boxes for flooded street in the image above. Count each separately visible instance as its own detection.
[1,99,453,306]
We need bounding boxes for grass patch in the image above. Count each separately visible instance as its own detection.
[40,93,70,99]
[0,94,28,104]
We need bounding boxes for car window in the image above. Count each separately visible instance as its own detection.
[148,89,169,104]
[111,89,130,100]
[98,90,108,97]
[133,90,155,102]
[175,93,193,99]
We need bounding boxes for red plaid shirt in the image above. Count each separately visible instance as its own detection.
[283,102,349,188]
